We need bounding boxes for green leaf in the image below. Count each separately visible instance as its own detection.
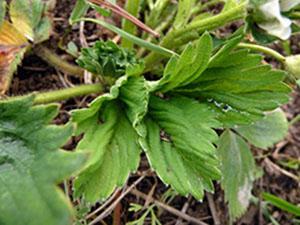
[74,18,176,58]
[151,32,213,92]
[144,95,220,200]
[236,109,288,149]
[263,192,300,216]
[9,0,44,41]
[218,130,256,221]
[173,0,193,29]
[69,0,90,25]
[77,40,142,78]
[175,35,290,126]
[71,75,149,202]
[0,0,6,26]
[0,96,86,225]
[34,16,52,43]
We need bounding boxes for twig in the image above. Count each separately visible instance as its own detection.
[206,193,220,225]
[88,0,159,37]
[113,191,122,225]
[88,175,146,225]
[264,157,300,182]
[34,45,84,77]
[86,189,121,219]
[175,195,192,225]
[130,189,209,225]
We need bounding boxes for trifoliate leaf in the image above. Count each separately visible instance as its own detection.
[218,130,256,221]
[236,109,288,149]
[174,35,290,126]
[77,40,141,78]
[71,74,149,202]
[144,96,221,200]
[0,96,86,225]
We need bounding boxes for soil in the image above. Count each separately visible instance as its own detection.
[6,0,300,224]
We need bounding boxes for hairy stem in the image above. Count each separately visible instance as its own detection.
[237,43,286,63]
[34,83,103,104]
[144,3,246,68]
[6,83,104,105]
[34,45,84,77]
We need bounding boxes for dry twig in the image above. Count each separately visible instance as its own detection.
[131,189,209,225]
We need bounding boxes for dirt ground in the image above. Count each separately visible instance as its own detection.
[8,1,300,224]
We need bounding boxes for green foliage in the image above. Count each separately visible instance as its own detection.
[77,40,142,78]
[122,0,142,49]
[69,0,89,24]
[9,0,52,43]
[236,109,288,149]
[0,96,86,225]
[71,32,291,205]
[263,192,300,217]
[127,204,162,225]
[172,35,290,126]
[71,70,148,202]
[218,130,256,221]
[173,0,193,29]
[145,96,220,199]
[0,0,5,26]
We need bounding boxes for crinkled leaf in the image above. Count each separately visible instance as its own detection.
[218,130,256,221]
[0,96,86,225]
[145,96,220,200]
[71,75,148,202]
[77,40,142,78]
[175,35,290,126]
[236,109,288,149]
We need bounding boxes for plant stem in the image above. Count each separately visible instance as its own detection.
[121,0,141,49]
[237,43,286,63]
[34,83,103,104]
[34,45,85,77]
[191,0,222,16]
[144,3,246,68]
[7,83,104,105]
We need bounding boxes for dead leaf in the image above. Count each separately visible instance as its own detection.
[0,21,27,94]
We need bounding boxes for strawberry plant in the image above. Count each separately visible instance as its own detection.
[0,0,299,224]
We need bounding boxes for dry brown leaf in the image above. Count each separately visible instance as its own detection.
[0,21,27,94]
